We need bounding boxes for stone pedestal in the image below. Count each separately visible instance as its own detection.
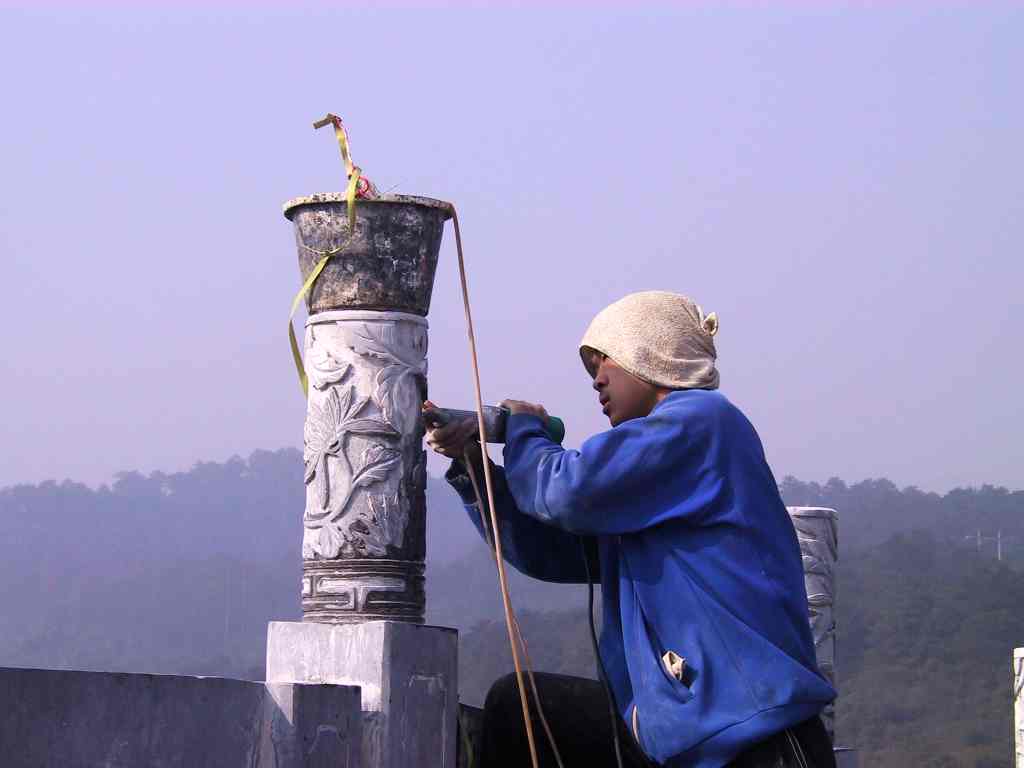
[0,666,361,767]
[1014,648,1024,767]
[280,194,455,767]
[267,621,457,768]
[788,506,838,742]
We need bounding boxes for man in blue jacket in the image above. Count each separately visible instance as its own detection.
[427,291,836,768]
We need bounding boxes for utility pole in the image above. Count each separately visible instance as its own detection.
[964,530,1013,561]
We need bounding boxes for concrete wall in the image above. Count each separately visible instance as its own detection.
[0,666,361,767]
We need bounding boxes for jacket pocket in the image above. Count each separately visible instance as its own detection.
[662,650,687,684]
[633,599,694,704]
[645,616,694,702]
[630,610,695,764]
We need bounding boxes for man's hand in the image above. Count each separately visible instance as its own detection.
[423,400,481,460]
[500,399,549,421]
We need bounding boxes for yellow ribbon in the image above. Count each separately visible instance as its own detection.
[287,244,347,397]
[313,113,361,231]
[289,114,363,397]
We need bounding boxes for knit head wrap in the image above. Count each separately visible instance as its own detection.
[579,291,720,390]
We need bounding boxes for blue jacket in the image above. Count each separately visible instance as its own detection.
[446,389,835,767]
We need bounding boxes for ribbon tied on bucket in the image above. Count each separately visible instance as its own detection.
[288,114,380,396]
[285,115,559,768]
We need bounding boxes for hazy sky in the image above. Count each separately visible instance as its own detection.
[1,2,1020,493]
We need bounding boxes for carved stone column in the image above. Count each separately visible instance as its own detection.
[788,506,838,743]
[284,194,452,625]
[300,310,428,622]
[276,193,458,768]
[1014,648,1024,768]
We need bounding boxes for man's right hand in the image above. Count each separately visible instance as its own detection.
[423,400,481,460]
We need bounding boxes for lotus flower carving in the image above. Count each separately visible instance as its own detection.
[303,385,399,517]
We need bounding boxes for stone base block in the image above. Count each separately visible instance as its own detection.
[0,666,361,767]
[267,621,457,768]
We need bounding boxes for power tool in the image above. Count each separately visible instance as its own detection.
[422,405,565,444]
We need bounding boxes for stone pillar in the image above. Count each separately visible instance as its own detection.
[277,193,457,768]
[284,193,452,624]
[300,310,428,623]
[788,506,838,742]
[1014,648,1024,767]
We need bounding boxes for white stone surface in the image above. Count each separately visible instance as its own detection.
[267,620,457,768]
[1014,647,1024,767]
[788,506,839,742]
[302,309,429,623]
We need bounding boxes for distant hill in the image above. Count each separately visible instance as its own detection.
[836,532,1019,767]
[1,450,1021,765]
[0,448,479,679]
[780,475,1024,560]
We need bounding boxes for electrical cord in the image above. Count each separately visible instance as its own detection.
[450,207,542,768]
[581,537,625,768]
[464,451,566,768]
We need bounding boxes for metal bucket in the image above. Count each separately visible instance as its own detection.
[283,193,452,316]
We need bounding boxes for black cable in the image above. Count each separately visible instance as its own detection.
[581,537,625,768]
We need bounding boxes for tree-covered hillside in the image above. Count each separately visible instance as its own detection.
[837,532,1018,767]
[1,453,1020,766]
[780,475,1024,561]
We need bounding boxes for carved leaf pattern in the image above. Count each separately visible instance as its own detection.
[303,319,424,561]
[303,386,346,511]
[375,367,422,436]
[307,445,402,559]
[303,386,398,515]
[350,323,427,433]
[316,522,347,560]
[349,494,405,556]
[307,332,353,391]
[343,419,399,438]
[328,445,401,523]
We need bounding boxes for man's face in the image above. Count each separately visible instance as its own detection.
[587,351,662,426]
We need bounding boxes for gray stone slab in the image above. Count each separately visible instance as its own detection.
[0,666,361,767]
[267,621,457,768]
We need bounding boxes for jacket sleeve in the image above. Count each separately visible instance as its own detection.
[502,402,723,535]
[446,458,599,584]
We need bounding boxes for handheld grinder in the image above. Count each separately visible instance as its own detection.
[423,405,565,444]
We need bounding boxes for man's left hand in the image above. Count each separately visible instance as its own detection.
[501,399,549,421]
